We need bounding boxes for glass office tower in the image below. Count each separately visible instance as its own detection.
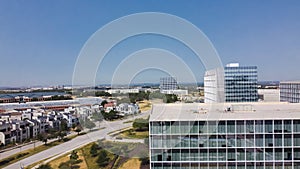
[150,103,300,169]
[224,63,258,102]
[160,77,178,92]
[280,81,300,103]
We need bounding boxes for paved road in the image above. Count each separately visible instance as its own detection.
[4,111,149,169]
[0,135,73,160]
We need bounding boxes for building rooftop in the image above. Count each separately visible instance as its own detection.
[280,81,300,84]
[150,102,300,121]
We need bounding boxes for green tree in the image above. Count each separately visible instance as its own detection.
[70,150,79,160]
[96,150,109,167]
[133,118,149,131]
[95,91,112,97]
[37,133,49,145]
[90,143,98,157]
[69,150,79,168]
[60,119,69,132]
[57,131,67,141]
[58,161,69,169]
[106,110,119,120]
[74,125,82,135]
[100,100,108,107]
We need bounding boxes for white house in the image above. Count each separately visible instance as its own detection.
[116,103,139,115]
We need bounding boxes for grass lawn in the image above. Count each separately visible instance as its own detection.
[123,120,133,124]
[48,152,70,169]
[26,140,149,169]
[119,158,141,169]
[138,100,152,111]
[118,128,149,139]
[39,142,118,169]
[47,149,88,169]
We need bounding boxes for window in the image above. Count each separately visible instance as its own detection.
[246,120,254,133]
[265,148,273,161]
[171,149,180,161]
[237,148,245,161]
[180,121,189,135]
[171,121,180,134]
[227,121,235,133]
[284,134,292,146]
[236,120,245,133]
[275,134,282,147]
[246,149,254,161]
[294,134,300,146]
[274,120,282,133]
[255,120,264,133]
[275,148,283,160]
[255,134,264,147]
[284,120,292,133]
[265,134,273,147]
[151,122,161,134]
[294,120,300,132]
[190,121,198,134]
[265,120,273,133]
[199,121,206,134]
[217,121,226,133]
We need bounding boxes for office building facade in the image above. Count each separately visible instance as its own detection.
[225,63,258,102]
[204,63,258,103]
[280,81,300,103]
[150,103,300,169]
[204,68,225,103]
[160,77,178,93]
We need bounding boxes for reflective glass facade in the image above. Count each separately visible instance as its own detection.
[150,119,300,169]
[160,77,178,91]
[280,82,300,103]
[225,66,258,102]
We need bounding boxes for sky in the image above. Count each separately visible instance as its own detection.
[0,0,300,87]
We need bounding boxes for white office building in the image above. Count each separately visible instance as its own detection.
[150,102,300,169]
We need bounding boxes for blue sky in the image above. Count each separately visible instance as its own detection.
[0,1,300,87]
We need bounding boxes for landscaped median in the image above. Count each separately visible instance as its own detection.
[26,140,149,169]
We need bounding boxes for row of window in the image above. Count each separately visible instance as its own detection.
[151,162,295,169]
[151,148,298,162]
[151,134,300,148]
[150,120,299,135]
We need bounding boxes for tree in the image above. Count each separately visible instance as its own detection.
[69,150,79,168]
[58,162,70,169]
[103,110,118,121]
[37,164,52,169]
[57,131,67,141]
[90,143,98,157]
[60,119,69,132]
[96,150,109,167]
[95,91,111,97]
[164,94,178,103]
[100,100,108,107]
[37,133,49,145]
[74,125,82,135]
[70,150,79,161]
[132,118,149,131]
